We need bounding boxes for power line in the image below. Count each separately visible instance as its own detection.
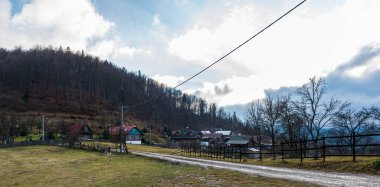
[126,0,307,108]
[173,0,307,90]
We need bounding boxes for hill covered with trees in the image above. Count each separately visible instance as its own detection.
[0,46,245,132]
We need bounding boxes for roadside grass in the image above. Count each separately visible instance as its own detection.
[14,134,41,142]
[241,156,380,175]
[0,146,316,187]
[127,144,182,155]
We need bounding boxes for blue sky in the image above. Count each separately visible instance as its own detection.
[1,0,380,118]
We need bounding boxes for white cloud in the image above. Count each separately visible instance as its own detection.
[151,74,185,87]
[0,0,152,62]
[152,14,161,27]
[88,39,151,60]
[171,0,380,106]
[0,0,114,50]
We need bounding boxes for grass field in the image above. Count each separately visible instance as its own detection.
[0,146,316,187]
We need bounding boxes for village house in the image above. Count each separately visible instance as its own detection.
[200,133,224,146]
[214,130,232,136]
[67,123,94,140]
[109,124,144,144]
[225,135,253,147]
[171,129,201,144]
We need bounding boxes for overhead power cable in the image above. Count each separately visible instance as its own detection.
[126,0,307,108]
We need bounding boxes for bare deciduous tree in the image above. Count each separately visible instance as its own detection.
[280,95,304,147]
[246,99,265,160]
[333,107,372,135]
[260,94,286,159]
[293,76,348,158]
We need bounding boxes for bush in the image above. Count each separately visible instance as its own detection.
[373,160,380,170]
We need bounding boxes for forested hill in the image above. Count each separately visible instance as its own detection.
[0,47,246,131]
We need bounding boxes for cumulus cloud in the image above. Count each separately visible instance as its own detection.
[332,44,380,78]
[0,0,151,61]
[88,39,151,60]
[151,74,185,87]
[152,14,161,27]
[0,0,114,50]
[326,44,380,101]
[174,0,380,107]
[257,44,380,108]
[214,84,233,96]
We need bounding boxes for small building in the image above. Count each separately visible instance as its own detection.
[214,130,232,136]
[110,124,144,144]
[171,129,201,143]
[247,147,260,159]
[68,123,93,140]
[200,133,224,146]
[124,125,143,144]
[201,130,211,135]
[225,135,253,147]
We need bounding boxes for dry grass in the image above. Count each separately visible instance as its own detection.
[0,146,317,187]
[241,156,380,175]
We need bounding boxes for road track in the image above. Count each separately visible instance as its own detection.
[132,151,380,187]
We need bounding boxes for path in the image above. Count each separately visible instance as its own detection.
[132,151,380,187]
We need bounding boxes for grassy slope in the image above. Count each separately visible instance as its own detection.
[0,146,316,187]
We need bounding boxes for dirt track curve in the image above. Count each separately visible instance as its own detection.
[132,151,380,187]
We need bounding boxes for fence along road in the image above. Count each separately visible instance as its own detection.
[132,151,380,187]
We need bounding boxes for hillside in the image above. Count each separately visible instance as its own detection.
[0,47,247,133]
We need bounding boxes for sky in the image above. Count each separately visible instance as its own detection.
[1,0,380,119]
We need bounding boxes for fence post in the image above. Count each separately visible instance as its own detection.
[259,144,262,161]
[223,146,225,159]
[322,135,326,162]
[281,141,284,161]
[300,139,303,163]
[214,147,216,159]
[239,145,242,162]
[201,146,203,158]
[199,145,201,157]
[352,132,356,161]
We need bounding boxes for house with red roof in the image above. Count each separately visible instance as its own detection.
[68,123,93,140]
[109,124,143,144]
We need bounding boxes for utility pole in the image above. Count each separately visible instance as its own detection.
[149,124,152,146]
[42,115,45,141]
[120,106,124,153]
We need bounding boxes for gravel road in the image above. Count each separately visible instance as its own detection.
[132,151,380,187]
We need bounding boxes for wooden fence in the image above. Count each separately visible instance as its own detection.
[182,132,380,162]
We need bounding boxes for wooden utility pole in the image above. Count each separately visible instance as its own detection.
[42,115,45,141]
[120,106,124,153]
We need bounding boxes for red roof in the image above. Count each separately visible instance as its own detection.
[68,123,93,135]
[124,125,136,132]
[109,124,139,135]
[68,123,85,134]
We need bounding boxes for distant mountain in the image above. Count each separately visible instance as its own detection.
[0,47,248,132]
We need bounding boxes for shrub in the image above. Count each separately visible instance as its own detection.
[373,160,380,170]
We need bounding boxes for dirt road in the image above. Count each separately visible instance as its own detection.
[132,151,380,187]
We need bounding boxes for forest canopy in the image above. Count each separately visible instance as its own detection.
[0,46,245,131]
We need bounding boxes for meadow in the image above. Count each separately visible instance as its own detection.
[0,146,315,187]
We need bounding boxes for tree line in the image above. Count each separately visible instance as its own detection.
[245,76,380,159]
[0,46,246,143]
